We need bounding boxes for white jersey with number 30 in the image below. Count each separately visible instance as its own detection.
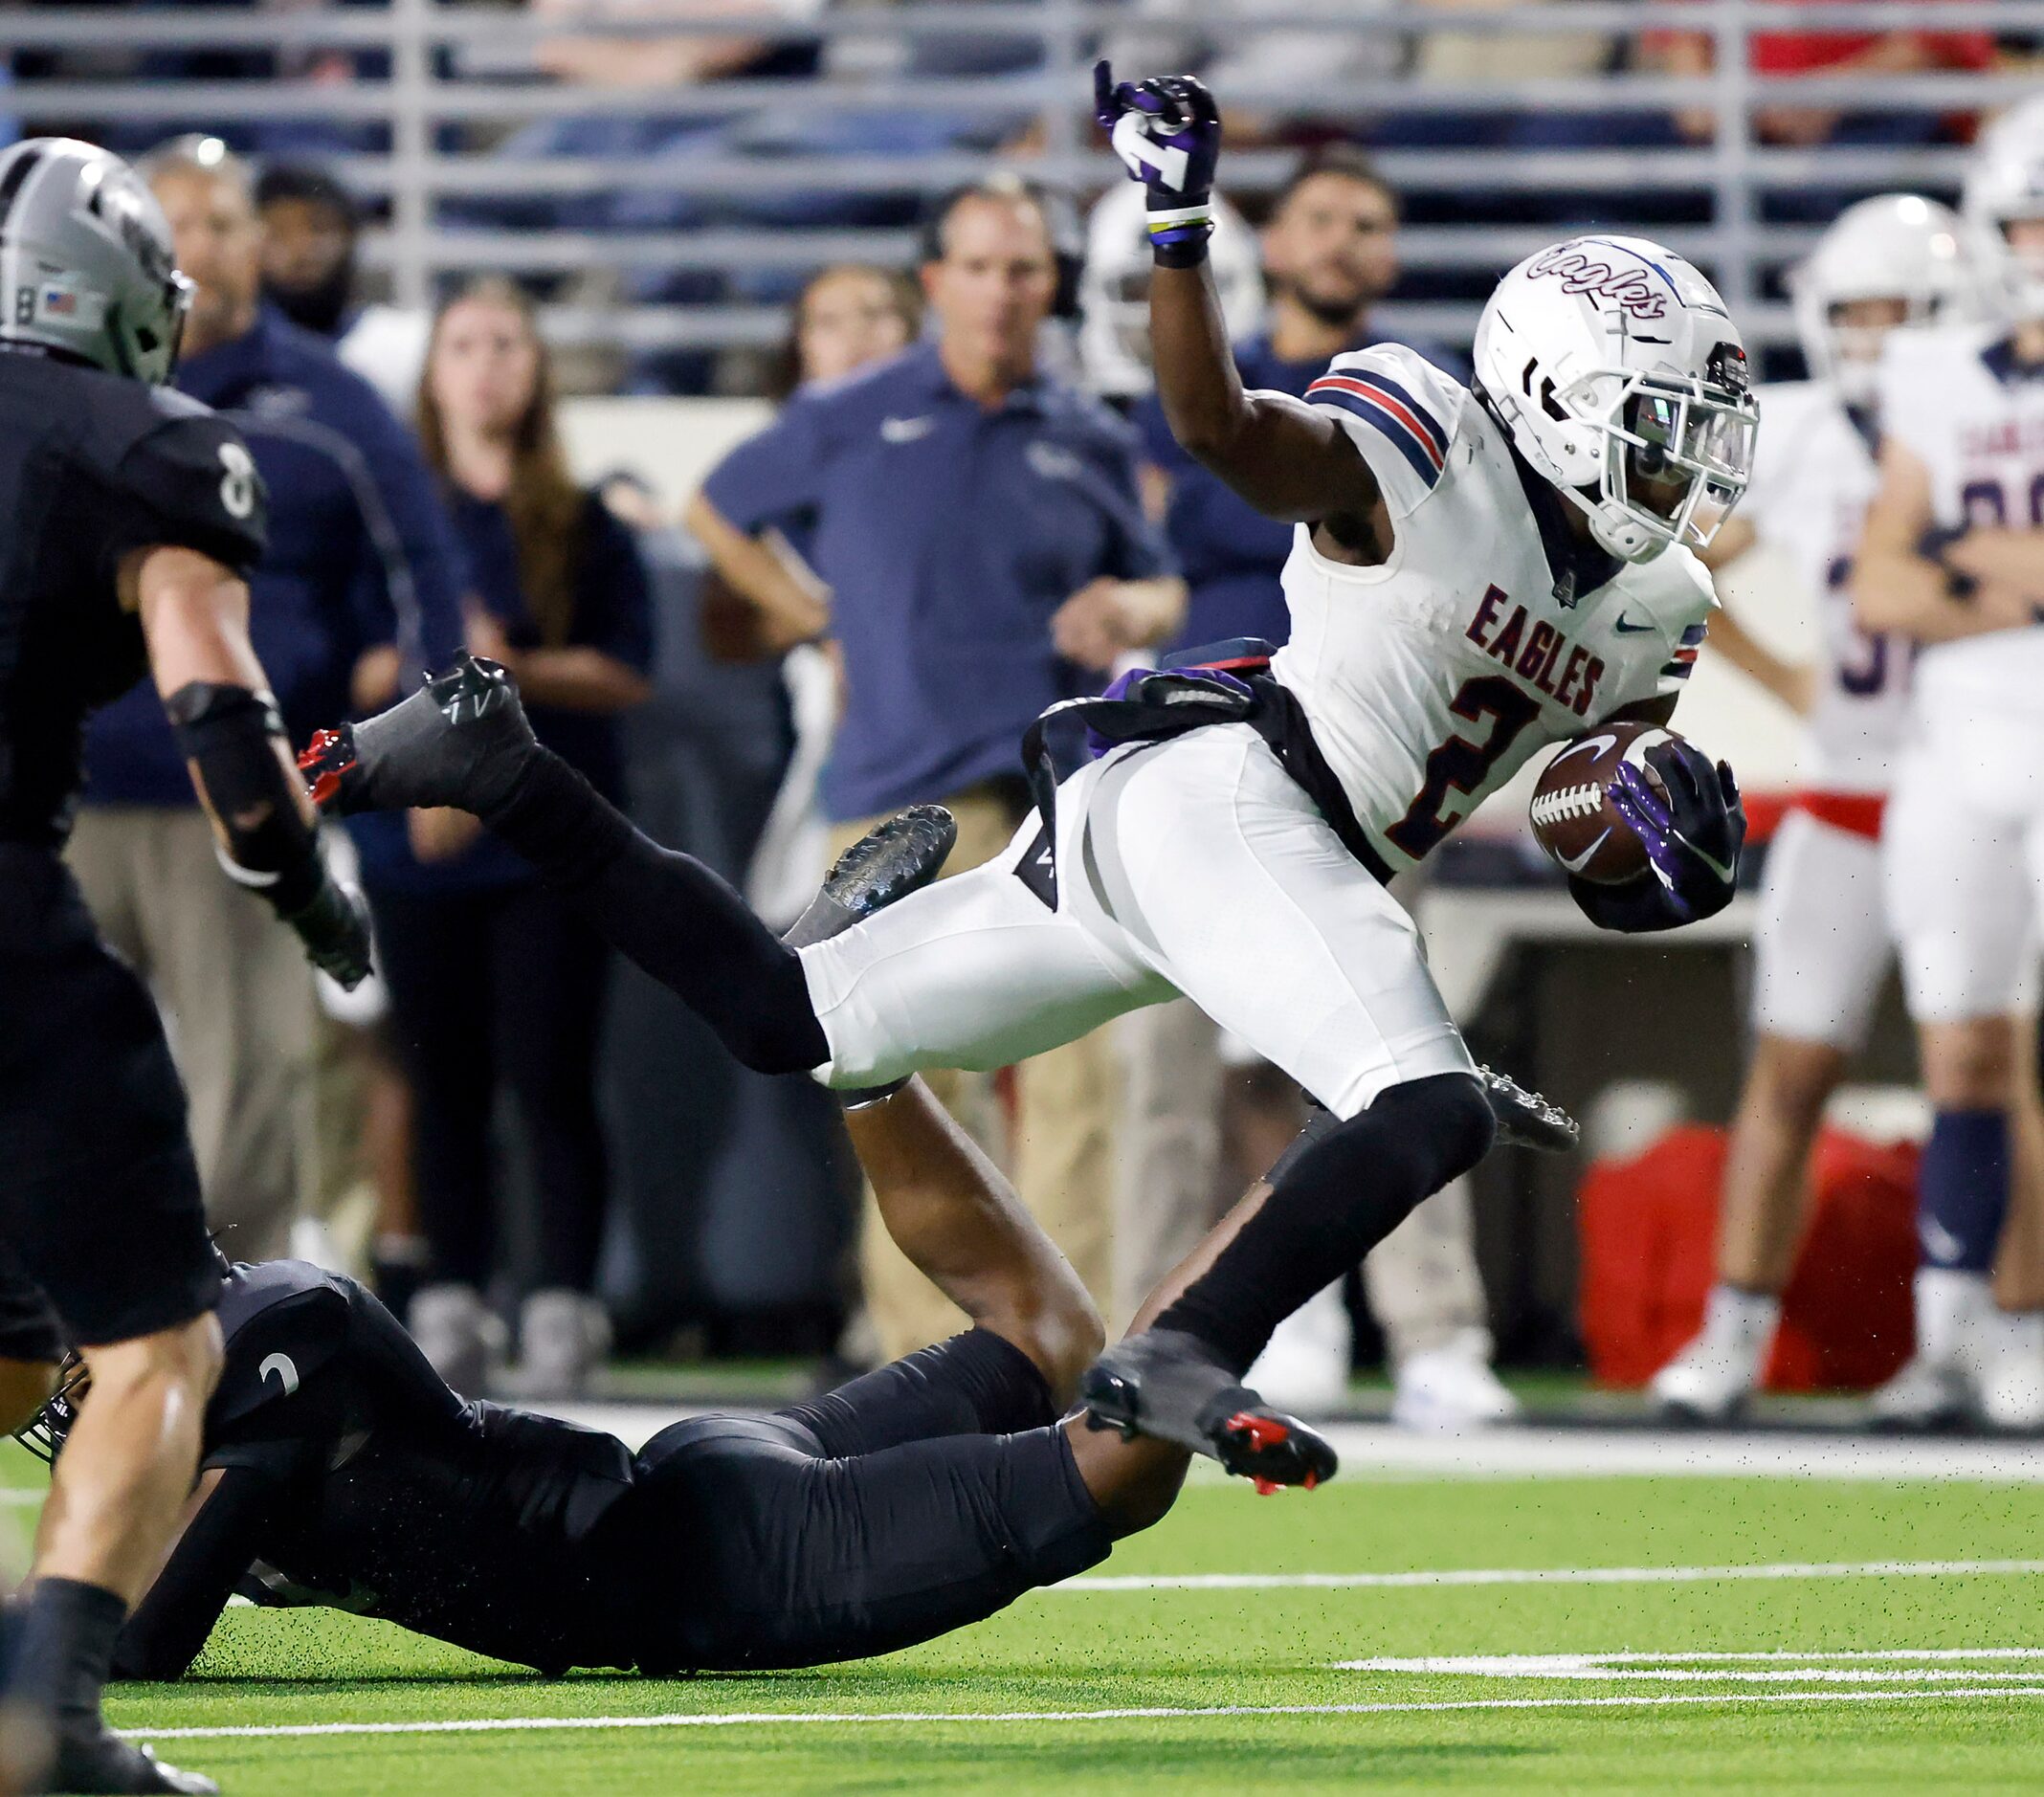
[1877,325,2044,720]
[1733,380,1900,795]
[1267,344,1718,876]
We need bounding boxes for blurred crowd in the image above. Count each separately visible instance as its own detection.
[1,1,2037,1418]
[8,2,2043,392]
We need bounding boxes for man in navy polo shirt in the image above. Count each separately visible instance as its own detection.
[1114,147,1515,1430]
[692,175,1185,1359]
[69,138,467,1262]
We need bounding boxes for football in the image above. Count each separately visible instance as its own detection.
[1528,719,1680,885]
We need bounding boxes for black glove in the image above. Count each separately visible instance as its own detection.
[282,876,374,989]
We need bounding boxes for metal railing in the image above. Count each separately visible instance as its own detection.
[7,2,2041,377]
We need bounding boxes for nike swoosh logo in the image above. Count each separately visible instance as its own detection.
[880,415,935,443]
[1613,613,1658,634]
[260,1352,300,1397]
[1549,732,1618,768]
[1558,829,1612,874]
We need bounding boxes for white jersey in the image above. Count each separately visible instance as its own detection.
[1268,344,1717,876]
[1878,324,2044,721]
[1735,380,1900,795]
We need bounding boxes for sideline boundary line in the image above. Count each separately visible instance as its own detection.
[1057,1558,2044,1592]
[119,1685,2044,1742]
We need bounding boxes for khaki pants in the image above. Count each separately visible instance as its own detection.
[833,787,1119,1361]
[67,807,316,1261]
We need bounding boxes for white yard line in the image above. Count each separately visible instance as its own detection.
[118,1685,2044,1743]
[1057,1558,2044,1592]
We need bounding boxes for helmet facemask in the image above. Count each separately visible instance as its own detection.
[1558,363,1757,560]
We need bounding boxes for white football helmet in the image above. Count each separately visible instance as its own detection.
[0,138,189,384]
[1963,96,2044,323]
[1789,194,1984,408]
[1078,182,1265,400]
[1473,235,1758,563]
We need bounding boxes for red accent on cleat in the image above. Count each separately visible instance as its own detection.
[1302,1472,1320,1491]
[308,768,342,808]
[1253,1477,1280,1496]
[1226,1411,1291,1453]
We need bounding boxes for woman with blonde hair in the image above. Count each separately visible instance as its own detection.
[356,276,655,1397]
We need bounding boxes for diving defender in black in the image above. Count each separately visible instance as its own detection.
[101,1077,1333,1683]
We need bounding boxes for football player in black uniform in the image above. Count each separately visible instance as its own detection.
[20,819,1334,1684]
[0,138,371,1793]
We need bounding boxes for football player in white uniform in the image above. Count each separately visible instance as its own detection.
[303,66,1758,1479]
[1851,97,2044,1430]
[1652,195,1983,1422]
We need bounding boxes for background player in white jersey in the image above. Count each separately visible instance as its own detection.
[304,64,1757,1475]
[1653,196,1982,1421]
[1850,97,2044,1430]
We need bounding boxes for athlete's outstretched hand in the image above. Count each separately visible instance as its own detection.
[1609,742,1744,921]
[1094,61,1219,261]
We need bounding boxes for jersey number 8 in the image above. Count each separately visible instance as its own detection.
[217,442,257,521]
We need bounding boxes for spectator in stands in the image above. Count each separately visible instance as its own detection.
[1649,0,1998,152]
[363,277,655,1400]
[256,160,432,416]
[71,135,468,1264]
[1115,148,1517,1428]
[687,177,1185,1362]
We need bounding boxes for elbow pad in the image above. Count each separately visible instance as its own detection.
[164,682,323,916]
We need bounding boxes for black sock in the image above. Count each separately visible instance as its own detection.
[14,1578,127,1736]
[1154,1073,1495,1376]
[483,745,828,1075]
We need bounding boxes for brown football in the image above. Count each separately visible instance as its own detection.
[1528,720,1681,885]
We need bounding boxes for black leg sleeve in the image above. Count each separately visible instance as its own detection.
[778,1328,1057,1458]
[481,746,828,1076]
[1153,1071,1497,1375]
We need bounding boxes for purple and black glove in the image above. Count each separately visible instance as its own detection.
[1605,741,1745,924]
[1094,59,1221,266]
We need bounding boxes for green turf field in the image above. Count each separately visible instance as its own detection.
[10,1440,2038,1795]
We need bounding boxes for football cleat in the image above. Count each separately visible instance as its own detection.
[1391,1329,1522,1433]
[1079,1327,1339,1490]
[45,1728,217,1795]
[782,805,958,1108]
[1648,1333,1759,1426]
[1867,1354,1969,1432]
[1478,1065,1580,1154]
[781,806,958,950]
[300,654,536,818]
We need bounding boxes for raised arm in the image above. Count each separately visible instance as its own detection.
[1096,63,1385,546]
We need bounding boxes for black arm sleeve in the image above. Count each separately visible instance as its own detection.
[113,1467,278,1681]
[1566,871,1691,935]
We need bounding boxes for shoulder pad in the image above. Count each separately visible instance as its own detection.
[1301,344,1469,519]
[209,1261,352,1433]
[116,410,269,575]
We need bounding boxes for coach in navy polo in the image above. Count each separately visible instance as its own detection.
[71,139,467,1262]
[693,174,1184,1359]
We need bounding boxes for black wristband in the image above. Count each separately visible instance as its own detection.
[1153,235,1211,271]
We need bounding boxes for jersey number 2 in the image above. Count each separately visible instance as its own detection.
[1386,676,1543,860]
